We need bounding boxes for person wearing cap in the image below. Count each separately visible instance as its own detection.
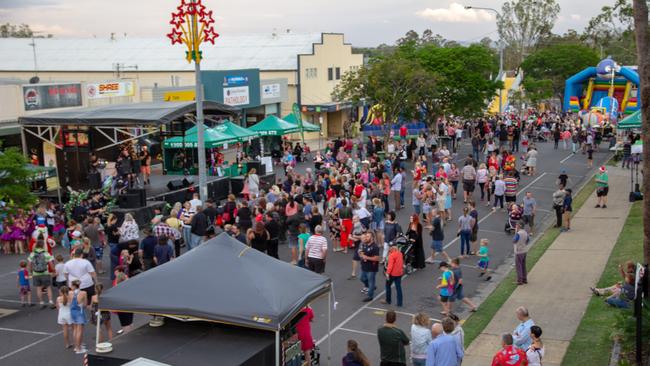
[595,166,609,208]
[437,261,455,315]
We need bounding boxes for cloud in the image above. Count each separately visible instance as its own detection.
[0,0,60,9]
[416,3,495,23]
[570,14,581,21]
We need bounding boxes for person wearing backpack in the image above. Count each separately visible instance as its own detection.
[437,261,455,316]
[28,239,56,309]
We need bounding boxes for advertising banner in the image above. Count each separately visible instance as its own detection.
[23,83,82,111]
[86,81,135,99]
[262,83,281,99]
[163,90,195,101]
[223,86,250,106]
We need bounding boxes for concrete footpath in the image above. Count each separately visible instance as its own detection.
[462,166,632,366]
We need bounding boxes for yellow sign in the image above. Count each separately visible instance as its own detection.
[163,90,195,102]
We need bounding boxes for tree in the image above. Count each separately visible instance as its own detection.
[0,148,38,214]
[415,44,501,117]
[632,0,650,292]
[521,43,599,102]
[497,0,561,66]
[332,53,431,143]
[583,0,639,65]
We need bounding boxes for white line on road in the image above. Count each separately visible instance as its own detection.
[0,331,62,360]
[338,328,377,337]
[366,306,441,323]
[560,153,574,164]
[0,298,25,304]
[0,327,56,336]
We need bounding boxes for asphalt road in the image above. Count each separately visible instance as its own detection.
[0,137,610,365]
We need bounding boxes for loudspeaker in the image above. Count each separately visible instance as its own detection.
[132,159,142,173]
[230,176,245,196]
[247,161,263,174]
[128,188,147,207]
[118,193,141,209]
[182,178,193,187]
[88,172,101,189]
[117,159,132,176]
[167,179,185,191]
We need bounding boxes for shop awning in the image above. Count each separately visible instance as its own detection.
[100,233,331,331]
[19,101,239,126]
[212,120,259,141]
[163,124,238,149]
[282,114,321,132]
[618,110,642,130]
[249,115,301,136]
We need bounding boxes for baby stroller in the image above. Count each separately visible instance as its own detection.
[388,233,415,274]
[504,202,523,234]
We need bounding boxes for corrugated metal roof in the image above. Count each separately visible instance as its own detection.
[0,33,323,72]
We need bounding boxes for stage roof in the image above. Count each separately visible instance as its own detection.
[19,101,238,126]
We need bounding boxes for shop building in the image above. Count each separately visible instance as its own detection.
[0,32,362,140]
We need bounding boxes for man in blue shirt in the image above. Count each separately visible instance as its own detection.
[512,306,535,350]
[426,318,464,366]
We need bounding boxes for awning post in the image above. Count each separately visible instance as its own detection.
[328,290,332,366]
[275,329,280,366]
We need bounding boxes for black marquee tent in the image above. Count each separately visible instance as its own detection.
[19,101,238,126]
[99,233,332,365]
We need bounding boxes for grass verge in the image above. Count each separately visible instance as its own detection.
[462,177,598,347]
[561,201,644,365]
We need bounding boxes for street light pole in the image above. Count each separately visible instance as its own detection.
[465,5,503,115]
[167,0,219,202]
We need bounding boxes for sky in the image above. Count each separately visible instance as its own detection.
[0,0,615,47]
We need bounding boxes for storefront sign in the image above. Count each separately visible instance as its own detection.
[223,76,248,86]
[86,81,135,99]
[163,90,195,101]
[261,83,281,99]
[223,86,250,106]
[23,83,82,111]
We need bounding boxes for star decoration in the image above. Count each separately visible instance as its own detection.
[169,10,185,28]
[167,28,183,45]
[203,27,219,44]
[199,9,215,26]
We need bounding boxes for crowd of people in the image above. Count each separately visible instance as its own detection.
[2,109,629,363]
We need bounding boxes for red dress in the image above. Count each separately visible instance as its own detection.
[295,307,314,351]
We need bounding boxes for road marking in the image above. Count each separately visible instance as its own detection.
[443,172,547,250]
[0,331,62,360]
[338,328,377,337]
[560,154,574,164]
[0,327,56,336]
[0,298,25,304]
[366,306,441,323]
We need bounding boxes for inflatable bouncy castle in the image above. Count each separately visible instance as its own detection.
[563,57,640,125]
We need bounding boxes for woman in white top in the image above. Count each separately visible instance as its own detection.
[247,168,260,198]
[526,325,545,366]
[525,147,539,176]
[118,214,139,243]
[56,285,72,349]
[410,312,432,366]
[476,163,490,202]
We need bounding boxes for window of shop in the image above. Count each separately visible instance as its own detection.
[335,67,341,80]
[305,68,318,79]
[327,67,334,81]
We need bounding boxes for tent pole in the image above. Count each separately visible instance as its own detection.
[328,291,332,366]
[275,329,280,366]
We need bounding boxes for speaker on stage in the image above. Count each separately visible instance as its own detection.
[88,172,101,189]
[182,178,193,187]
[128,188,147,207]
[132,159,142,173]
[118,193,141,209]
[247,161,263,174]
[167,179,185,191]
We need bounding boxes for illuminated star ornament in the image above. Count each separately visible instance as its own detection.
[166,0,220,63]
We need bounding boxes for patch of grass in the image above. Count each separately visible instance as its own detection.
[561,201,644,366]
[462,178,597,347]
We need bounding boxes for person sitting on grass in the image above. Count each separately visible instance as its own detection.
[603,273,636,309]
[590,261,636,297]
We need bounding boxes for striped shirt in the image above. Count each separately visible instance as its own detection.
[305,235,328,259]
[504,177,518,197]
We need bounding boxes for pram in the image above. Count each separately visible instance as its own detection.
[386,233,415,274]
[504,202,523,234]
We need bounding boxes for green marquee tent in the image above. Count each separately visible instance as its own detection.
[249,115,302,136]
[282,114,321,132]
[163,124,238,149]
[618,110,642,130]
[212,120,259,141]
